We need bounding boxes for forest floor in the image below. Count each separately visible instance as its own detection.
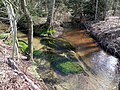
[85,16,120,59]
[0,40,47,90]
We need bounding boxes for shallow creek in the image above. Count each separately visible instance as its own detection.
[0,23,119,90]
[60,28,120,90]
[18,28,120,90]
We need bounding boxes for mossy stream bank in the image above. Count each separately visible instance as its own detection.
[0,22,119,90]
[17,27,119,90]
[17,33,85,90]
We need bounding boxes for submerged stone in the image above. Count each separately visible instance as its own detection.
[40,37,75,52]
[34,50,83,75]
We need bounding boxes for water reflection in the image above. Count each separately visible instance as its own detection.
[90,50,119,90]
[62,28,119,90]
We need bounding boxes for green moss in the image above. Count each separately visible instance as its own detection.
[5,40,12,45]
[41,38,74,51]
[18,40,28,55]
[0,33,12,45]
[0,33,10,39]
[56,61,83,74]
[34,27,56,37]
[50,55,83,75]
[33,38,83,75]
[33,50,42,58]
[0,34,5,39]
[37,51,83,75]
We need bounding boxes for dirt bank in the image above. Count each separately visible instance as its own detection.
[85,16,120,59]
[0,40,47,90]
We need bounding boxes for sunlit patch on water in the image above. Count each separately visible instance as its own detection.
[91,50,118,73]
[90,50,119,89]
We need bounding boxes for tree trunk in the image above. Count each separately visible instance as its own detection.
[46,0,55,28]
[102,0,107,20]
[2,0,19,60]
[20,0,33,61]
[95,0,98,21]
[112,0,118,16]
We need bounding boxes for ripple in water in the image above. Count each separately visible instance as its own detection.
[91,50,119,89]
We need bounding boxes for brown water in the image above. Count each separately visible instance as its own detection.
[0,23,119,90]
[60,28,119,90]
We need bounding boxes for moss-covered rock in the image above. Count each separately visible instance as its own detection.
[34,25,57,37]
[47,52,83,75]
[34,50,83,75]
[41,37,75,51]
[56,61,83,74]
[33,37,83,75]
[18,17,54,36]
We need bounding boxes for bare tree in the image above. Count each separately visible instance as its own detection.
[112,0,119,16]
[102,0,108,20]
[46,0,55,28]
[2,0,19,60]
[95,0,98,21]
[20,0,33,61]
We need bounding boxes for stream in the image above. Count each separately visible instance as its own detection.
[60,28,120,90]
[0,23,120,90]
[18,27,120,90]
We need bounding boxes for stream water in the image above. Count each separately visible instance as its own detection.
[60,28,120,90]
[0,23,119,90]
[18,27,120,90]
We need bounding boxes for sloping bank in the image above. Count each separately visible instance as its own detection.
[0,40,47,90]
[85,16,120,59]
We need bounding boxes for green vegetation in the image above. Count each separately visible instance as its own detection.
[46,52,83,75]
[0,33,9,39]
[33,50,43,58]
[31,37,83,75]
[0,0,120,89]
[35,37,83,75]
[18,40,28,55]
[5,40,12,45]
[18,17,57,37]
[40,29,57,37]
[0,33,12,45]
[0,34,6,39]
[56,61,83,74]
[33,48,83,75]
[41,38,74,51]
